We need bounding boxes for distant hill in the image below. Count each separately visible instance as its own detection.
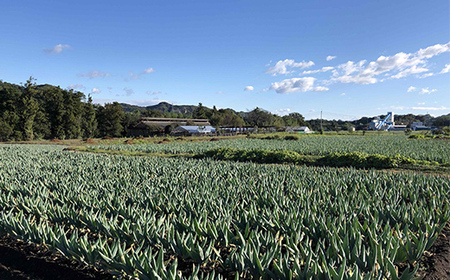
[120,102,198,114]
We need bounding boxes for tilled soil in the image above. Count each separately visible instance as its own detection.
[0,235,112,280]
[416,223,450,280]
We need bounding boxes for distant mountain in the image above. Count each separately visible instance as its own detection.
[120,102,198,114]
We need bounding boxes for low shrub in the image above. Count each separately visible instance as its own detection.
[283,135,299,141]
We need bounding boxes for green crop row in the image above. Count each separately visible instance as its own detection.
[0,144,448,279]
[197,148,444,169]
[90,135,450,164]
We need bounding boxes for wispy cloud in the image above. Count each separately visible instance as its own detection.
[268,77,328,93]
[407,86,417,92]
[123,87,134,96]
[91,88,101,94]
[300,66,334,76]
[265,59,315,76]
[326,56,336,61]
[411,106,448,111]
[77,71,111,79]
[216,91,226,94]
[274,108,291,116]
[390,105,405,110]
[329,42,450,84]
[127,67,156,81]
[313,86,329,92]
[420,88,437,94]
[146,90,162,95]
[244,86,254,91]
[441,64,450,74]
[419,73,434,78]
[127,99,171,106]
[68,84,86,90]
[144,67,156,74]
[92,98,117,105]
[43,44,72,54]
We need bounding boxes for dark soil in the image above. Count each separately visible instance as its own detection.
[416,222,450,280]
[0,223,449,279]
[0,234,113,280]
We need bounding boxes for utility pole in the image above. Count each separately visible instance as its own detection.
[320,110,323,134]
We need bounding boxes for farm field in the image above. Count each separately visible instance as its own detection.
[0,143,449,279]
[90,135,450,164]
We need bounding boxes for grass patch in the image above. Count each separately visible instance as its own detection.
[195,147,449,171]
[66,145,449,173]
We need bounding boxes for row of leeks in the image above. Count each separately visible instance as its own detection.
[92,135,450,163]
[0,144,448,279]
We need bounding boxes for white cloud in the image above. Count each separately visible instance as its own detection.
[68,84,86,90]
[43,44,72,54]
[300,66,334,75]
[128,71,139,80]
[411,106,448,111]
[419,73,434,78]
[144,67,156,74]
[390,65,429,79]
[216,91,226,94]
[92,98,117,105]
[407,86,417,92]
[265,59,315,75]
[340,92,346,96]
[123,87,134,96]
[326,56,336,61]
[390,105,405,110]
[274,108,291,116]
[416,43,450,59]
[440,64,450,74]
[127,67,156,80]
[77,71,111,79]
[330,42,450,84]
[244,86,254,91]
[337,60,367,76]
[332,73,377,84]
[418,102,425,105]
[268,77,328,93]
[146,90,162,95]
[127,99,171,106]
[420,88,437,94]
[313,86,329,92]
[91,88,101,94]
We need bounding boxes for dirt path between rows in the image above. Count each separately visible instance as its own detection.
[416,223,450,280]
[0,235,112,280]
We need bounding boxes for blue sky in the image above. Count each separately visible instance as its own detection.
[1,0,449,120]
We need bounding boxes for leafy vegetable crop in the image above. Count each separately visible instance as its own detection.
[0,144,448,279]
[91,135,450,164]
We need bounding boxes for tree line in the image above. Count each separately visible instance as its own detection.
[0,79,448,141]
[0,79,308,141]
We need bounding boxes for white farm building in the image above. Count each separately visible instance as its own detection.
[170,126,216,136]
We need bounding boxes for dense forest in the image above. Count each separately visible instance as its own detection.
[0,79,448,141]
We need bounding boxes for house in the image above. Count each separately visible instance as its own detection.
[285,126,312,133]
[170,126,216,136]
[127,117,210,137]
[411,122,429,131]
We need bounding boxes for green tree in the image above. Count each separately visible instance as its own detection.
[21,77,39,140]
[245,107,277,127]
[96,102,125,137]
[122,110,141,137]
[433,114,450,127]
[193,103,213,119]
[210,108,245,127]
[81,95,98,138]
